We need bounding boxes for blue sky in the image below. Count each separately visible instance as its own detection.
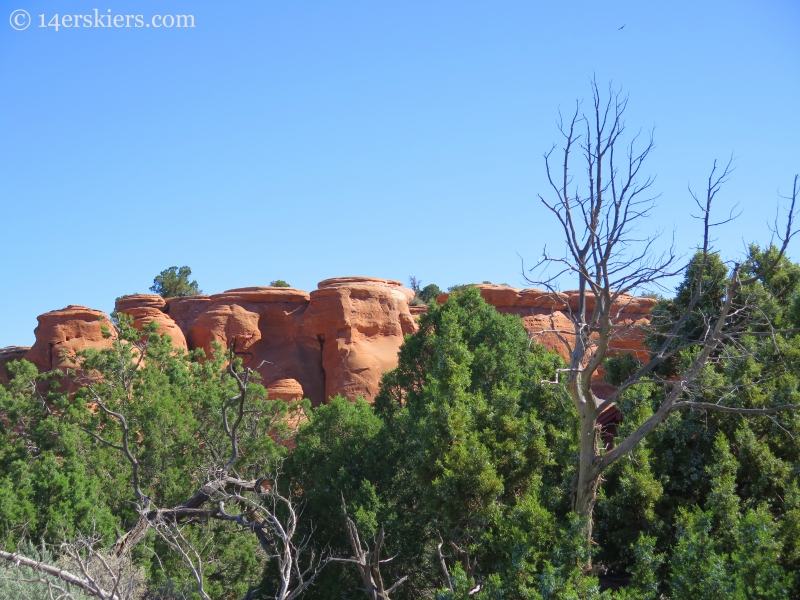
[1,0,799,347]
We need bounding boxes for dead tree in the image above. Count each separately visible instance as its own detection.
[530,77,800,557]
[0,549,121,600]
[0,533,143,600]
[334,496,407,600]
[435,537,479,595]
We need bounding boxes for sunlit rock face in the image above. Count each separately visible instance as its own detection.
[301,277,417,404]
[181,280,417,405]
[266,378,304,402]
[25,306,116,371]
[165,295,213,340]
[22,280,655,411]
[188,287,326,405]
[115,294,187,351]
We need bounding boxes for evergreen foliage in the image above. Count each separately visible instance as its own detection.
[418,283,442,303]
[149,265,201,298]
[4,249,800,597]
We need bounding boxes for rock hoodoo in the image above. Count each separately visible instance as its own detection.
[10,279,657,406]
[301,277,417,403]
[115,294,188,351]
[25,306,116,372]
[189,286,325,404]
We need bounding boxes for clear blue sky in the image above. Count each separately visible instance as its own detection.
[1,0,799,347]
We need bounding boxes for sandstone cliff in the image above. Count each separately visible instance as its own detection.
[302,277,417,402]
[9,279,656,406]
[25,306,117,372]
[437,284,657,366]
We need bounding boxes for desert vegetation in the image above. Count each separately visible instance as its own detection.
[150,267,202,299]
[2,84,800,599]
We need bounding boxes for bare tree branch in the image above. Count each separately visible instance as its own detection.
[527,78,800,564]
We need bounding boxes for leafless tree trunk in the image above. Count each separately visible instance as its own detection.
[334,496,407,600]
[530,77,800,563]
[0,534,144,600]
[435,537,480,596]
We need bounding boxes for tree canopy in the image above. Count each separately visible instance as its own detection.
[150,266,201,298]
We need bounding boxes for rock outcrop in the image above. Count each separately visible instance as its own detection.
[266,378,305,402]
[0,346,31,385]
[301,277,417,403]
[437,284,657,365]
[25,306,116,371]
[165,295,213,341]
[115,294,187,350]
[17,280,656,406]
[189,287,325,404]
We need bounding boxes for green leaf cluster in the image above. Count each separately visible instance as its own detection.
[149,265,201,298]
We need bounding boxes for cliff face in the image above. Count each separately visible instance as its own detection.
[12,279,657,405]
[438,284,657,366]
[301,277,417,402]
[188,286,325,406]
[25,306,117,372]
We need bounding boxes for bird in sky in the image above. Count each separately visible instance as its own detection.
[618,24,625,30]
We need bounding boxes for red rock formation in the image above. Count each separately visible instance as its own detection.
[22,280,419,404]
[265,378,309,448]
[116,294,167,312]
[190,287,326,404]
[114,294,187,351]
[266,378,304,402]
[165,296,213,342]
[301,277,417,403]
[21,280,654,408]
[0,346,31,385]
[409,305,428,318]
[437,284,656,364]
[25,306,116,371]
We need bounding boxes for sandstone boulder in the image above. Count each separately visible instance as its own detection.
[301,277,417,403]
[114,294,187,350]
[190,287,325,404]
[266,378,304,402]
[165,295,213,341]
[25,306,116,371]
